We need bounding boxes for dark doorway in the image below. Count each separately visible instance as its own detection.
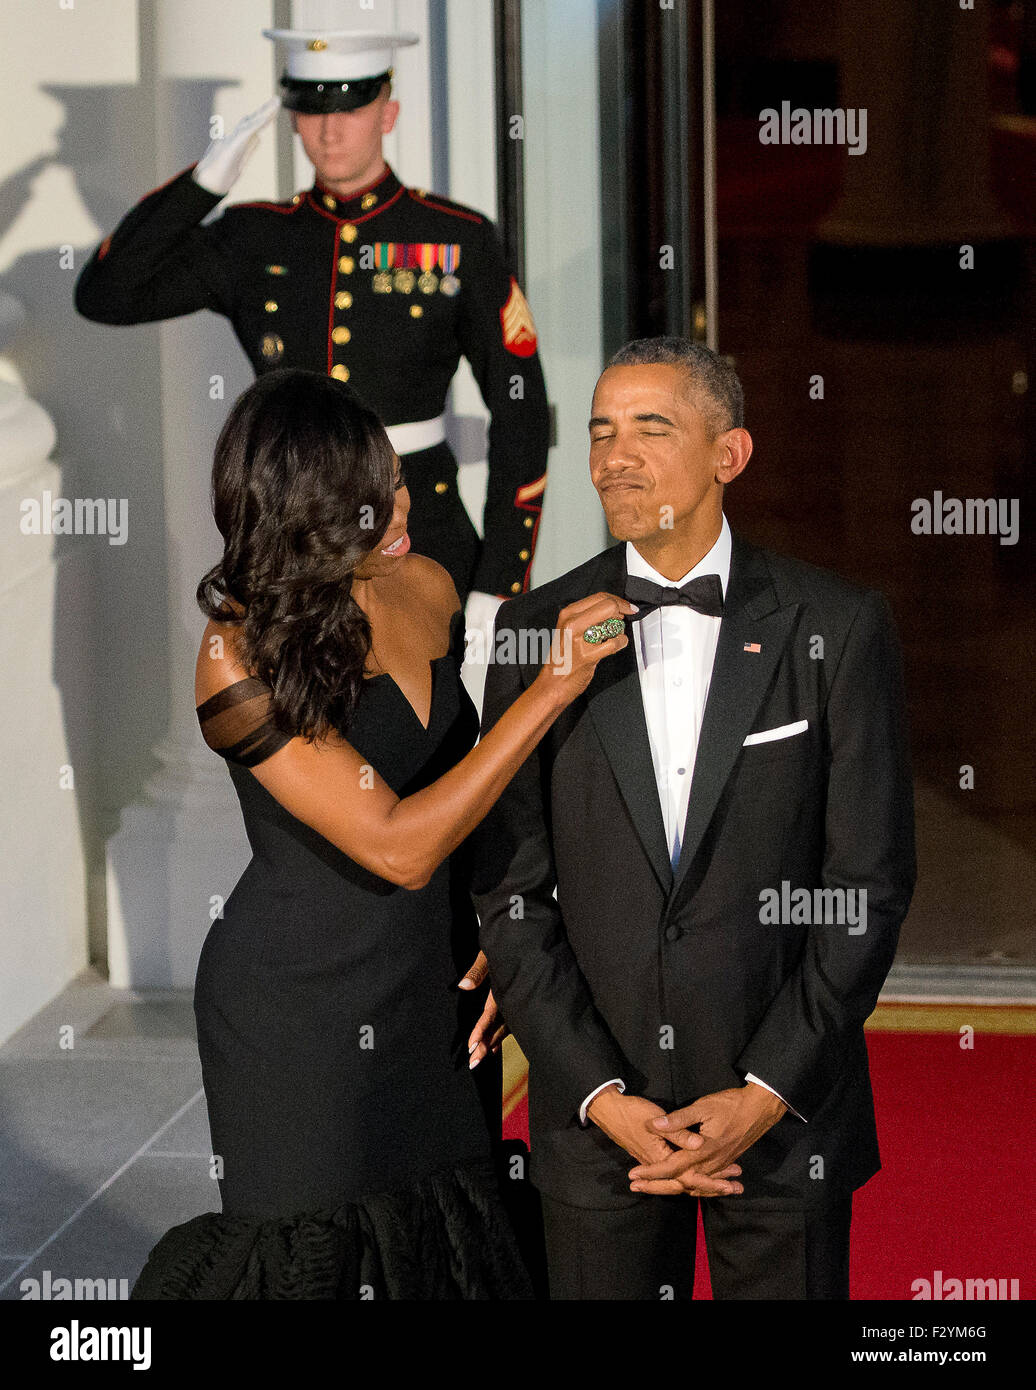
[599,0,1036,967]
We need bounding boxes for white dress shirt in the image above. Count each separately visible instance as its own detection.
[579,516,802,1125]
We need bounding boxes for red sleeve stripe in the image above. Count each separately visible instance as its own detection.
[326,226,341,375]
[406,191,482,224]
[230,199,302,215]
[515,474,546,505]
[138,163,200,201]
[96,164,201,256]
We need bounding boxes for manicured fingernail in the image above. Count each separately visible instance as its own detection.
[653,1117,668,1128]
[468,1041,477,1053]
[469,1055,481,1069]
[627,603,639,612]
[458,979,474,990]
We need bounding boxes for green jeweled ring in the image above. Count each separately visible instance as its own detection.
[582,616,626,644]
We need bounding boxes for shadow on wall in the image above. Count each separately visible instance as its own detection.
[0,77,249,966]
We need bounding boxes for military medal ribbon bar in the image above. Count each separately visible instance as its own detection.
[418,243,438,294]
[373,241,394,293]
[439,243,461,296]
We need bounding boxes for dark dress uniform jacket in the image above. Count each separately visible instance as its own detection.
[471,533,917,1210]
[74,163,550,601]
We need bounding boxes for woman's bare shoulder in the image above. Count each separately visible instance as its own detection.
[402,553,461,620]
[195,618,252,706]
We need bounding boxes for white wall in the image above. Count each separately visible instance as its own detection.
[442,0,607,585]
[521,0,608,581]
[0,372,88,1046]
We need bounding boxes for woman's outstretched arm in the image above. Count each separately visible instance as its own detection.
[197,591,634,890]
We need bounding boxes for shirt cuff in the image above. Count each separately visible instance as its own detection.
[579,1078,625,1126]
[745,1072,805,1122]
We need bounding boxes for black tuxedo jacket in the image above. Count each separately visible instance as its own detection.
[470,531,916,1210]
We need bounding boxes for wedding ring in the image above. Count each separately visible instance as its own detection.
[582,617,625,644]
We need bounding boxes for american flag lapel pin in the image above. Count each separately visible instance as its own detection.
[744,642,762,653]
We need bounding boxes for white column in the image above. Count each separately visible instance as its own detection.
[104,1,280,987]
[0,293,88,1043]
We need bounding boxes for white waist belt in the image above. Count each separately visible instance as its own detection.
[384,415,447,456]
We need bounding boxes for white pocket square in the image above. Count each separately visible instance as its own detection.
[742,719,808,746]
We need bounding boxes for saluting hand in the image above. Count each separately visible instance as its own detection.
[193,96,282,197]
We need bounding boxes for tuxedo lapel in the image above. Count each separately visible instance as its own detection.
[583,544,674,894]
[671,535,798,897]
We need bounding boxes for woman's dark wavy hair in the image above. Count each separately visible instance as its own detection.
[197,368,397,740]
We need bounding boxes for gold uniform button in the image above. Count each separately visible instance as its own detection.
[434,481,449,494]
[338,256,355,274]
[523,516,534,528]
[331,326,351,344]
[330,364,350,382]
[342,224,358,243]
[410,305,423,318]
[519,549,530,561]
[292,193,301,205]
[361,193,377,210]
[323,194,337,211]
[510,582,521,594]
[264,300,278,313]
[335,291,352,310]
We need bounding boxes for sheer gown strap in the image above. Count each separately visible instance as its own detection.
[196,677,294,768]
[447,607,467,670]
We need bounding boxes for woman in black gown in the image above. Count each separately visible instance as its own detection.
[130,369,634,1300]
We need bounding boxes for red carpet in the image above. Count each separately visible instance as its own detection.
[502,1015,1036,1299]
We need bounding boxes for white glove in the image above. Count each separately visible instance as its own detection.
[464,590,505,651]
[192,96,281,196]
[460,591,505,720]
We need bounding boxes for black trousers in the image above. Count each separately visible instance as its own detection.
[400,441,481,604]
[540,1193,853,1300]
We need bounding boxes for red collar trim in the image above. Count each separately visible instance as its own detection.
[310,163,398,216]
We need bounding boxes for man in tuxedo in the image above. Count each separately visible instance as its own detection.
[471,337,916,1300]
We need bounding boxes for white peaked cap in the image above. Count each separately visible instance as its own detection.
[262,29,420,82]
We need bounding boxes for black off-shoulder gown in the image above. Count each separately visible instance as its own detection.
[131,610,532,1299]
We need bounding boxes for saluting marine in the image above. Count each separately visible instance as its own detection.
[74,29,550,616]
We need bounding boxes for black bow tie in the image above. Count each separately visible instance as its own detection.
[624,572,725,619]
